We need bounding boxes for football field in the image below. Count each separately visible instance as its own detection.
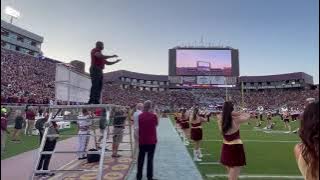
[173,116,303,180]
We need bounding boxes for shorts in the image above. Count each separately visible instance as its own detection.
[113,128,124,144]
[14,123,23,130]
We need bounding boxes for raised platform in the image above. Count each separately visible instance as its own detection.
[1,118,203,180]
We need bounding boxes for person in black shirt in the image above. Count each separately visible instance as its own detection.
[112,108,127,158]
[11,110,24,142]
[35,114,59,177]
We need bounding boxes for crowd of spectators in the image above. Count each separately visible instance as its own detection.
[102,85,319,111]
[102,84,195,110]
[1,48,56,104]
[1,48,319,111]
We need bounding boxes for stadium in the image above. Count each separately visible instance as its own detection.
[1,2,319,180]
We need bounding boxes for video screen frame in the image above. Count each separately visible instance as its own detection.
[169,47,239,77]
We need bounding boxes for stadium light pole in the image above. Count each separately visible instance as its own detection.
[4,6,20,24]
[241,81,244,108]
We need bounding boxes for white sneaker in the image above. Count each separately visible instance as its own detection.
[194,157,202,162]
[198,150,203,158]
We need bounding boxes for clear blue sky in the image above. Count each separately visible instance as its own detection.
[1,0,319,83]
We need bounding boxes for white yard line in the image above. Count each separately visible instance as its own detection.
[199,162,220,165]
[206,174,303,179]
[202,140,299,143]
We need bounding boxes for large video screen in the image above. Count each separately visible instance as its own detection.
[176,50,232,76]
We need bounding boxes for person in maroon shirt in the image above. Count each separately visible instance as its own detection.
[25,106,36,136]
[88,41,121,104]
[137,100,158,180]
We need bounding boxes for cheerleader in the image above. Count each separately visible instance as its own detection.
[265,111,274,129]
[174,112,179,129]
[254,111,261,127]
[190,108,207,162]
[180,109,190,146]
[175,110,183,137]
[217,101,251,180]
[283,111,292,133]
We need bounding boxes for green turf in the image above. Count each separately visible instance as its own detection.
[172,116,302,180]
[1,124,78,160]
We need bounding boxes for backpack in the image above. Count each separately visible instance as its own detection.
[87,149,100,163]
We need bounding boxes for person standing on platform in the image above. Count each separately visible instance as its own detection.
[88,41,121,104]
[137,100,158,180]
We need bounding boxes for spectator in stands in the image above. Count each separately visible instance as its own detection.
[294,101,319,180]
[25,106,36,136]
[1,108,10,154]
[217,101,251,180]
[1,48,56,104]
[112,108,127,158]
[11,110,24,142]
[133,103,143,160]
[1,47,319,110]
[35,115,59,177]
[137,100,158,180]
[77,108,92,160]
[88,41,120,104]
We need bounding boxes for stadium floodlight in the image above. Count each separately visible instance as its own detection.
[4,6,20,23]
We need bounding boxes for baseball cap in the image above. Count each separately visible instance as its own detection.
[1,108,7,114]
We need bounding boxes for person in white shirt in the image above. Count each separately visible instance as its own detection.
[77,109,92,160]
[133,103,143,160]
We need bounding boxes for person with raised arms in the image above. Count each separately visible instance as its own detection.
[88,41,121,104]
[216,101,251,180]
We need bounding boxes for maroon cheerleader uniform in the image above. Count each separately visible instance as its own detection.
[175,116,179,124]
[220,130,246,167]
[180,118,190,129]
[191,122,203,141]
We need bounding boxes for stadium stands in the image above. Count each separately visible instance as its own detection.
[1,48,319,111]
[1,48,56,104]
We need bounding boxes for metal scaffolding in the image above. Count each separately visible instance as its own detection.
[28,104,134,180]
